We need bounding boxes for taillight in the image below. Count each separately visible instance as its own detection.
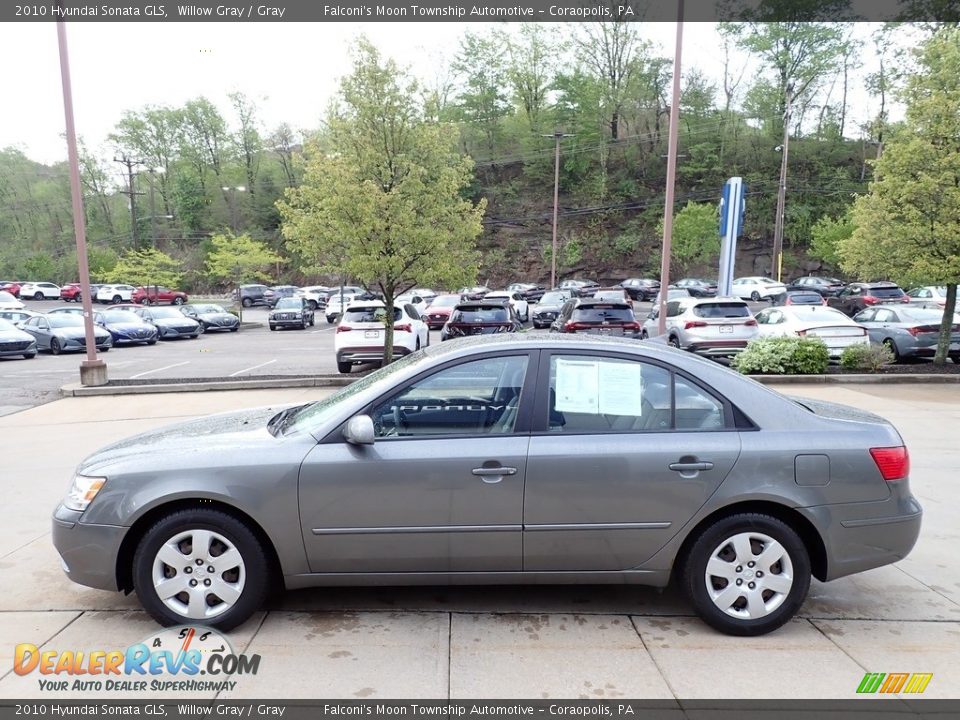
[394,323,412,333]
[863,295,878,305]
[743,319,757,326]
[907,326,920,337]
[870,446,909,481]
[684,321,707,329]
[624,321,640,331]
[796,330,807,337]
[901,296,911,303]
[564,321,588,332]
[335,325,352,333]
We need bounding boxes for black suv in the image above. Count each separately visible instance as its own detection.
[234,284,274,308]
[826,282,909,316]
[550,298,640,337]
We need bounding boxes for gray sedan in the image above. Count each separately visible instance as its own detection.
[179,303,240,332]
[0,318,37,359]
[853,306,960,362]
[21,313,112,354]
[52,334,921,636]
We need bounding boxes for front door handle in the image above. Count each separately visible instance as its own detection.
[472,466,518,484]
[669,461,714,472]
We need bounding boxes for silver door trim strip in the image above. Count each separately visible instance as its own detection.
[311,525,521,535]
[524,522,672,531]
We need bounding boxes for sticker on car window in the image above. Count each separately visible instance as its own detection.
[555,358,644,416]
[597,361,643,416]
[555,359,600,413]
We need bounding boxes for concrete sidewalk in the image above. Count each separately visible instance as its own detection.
[1,385,958,699]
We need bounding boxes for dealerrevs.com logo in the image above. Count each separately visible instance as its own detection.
[13,627,260,693]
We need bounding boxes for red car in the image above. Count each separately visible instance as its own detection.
[60,283,83,302]
[423,293,461,330]
[0,281,22,298]
[132,286,189,305]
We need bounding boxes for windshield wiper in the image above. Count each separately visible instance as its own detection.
[267,404,310,435]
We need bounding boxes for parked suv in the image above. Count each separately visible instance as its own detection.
[132,286,189,305]
[642,297,758,356]
[335,301,428,373]
[826,282,909,317]
[234,284,273,308]
[550,298,640,337]
[269,297,315,330]
[96,284,135,304]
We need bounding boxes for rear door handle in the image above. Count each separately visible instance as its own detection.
[669,461,714,472]
[472,466,518,484]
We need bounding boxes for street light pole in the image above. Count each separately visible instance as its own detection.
[771,84,793,282]
[56,17,107,386]
[543,131,573,289]
[658,0,684,336]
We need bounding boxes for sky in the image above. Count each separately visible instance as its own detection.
[0,21,896,172]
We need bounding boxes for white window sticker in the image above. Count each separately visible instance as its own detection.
[598,361,644,416]
[554,359,600,413]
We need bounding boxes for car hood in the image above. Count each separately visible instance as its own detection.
[152,317,197,327]
[199,312,237,322]
[78,405,305,475]
[0,329,33,342]
[105,322,153,333]
[534,303,564,313]
[55,327,110,340]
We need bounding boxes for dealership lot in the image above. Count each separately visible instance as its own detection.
[0,384,957,699]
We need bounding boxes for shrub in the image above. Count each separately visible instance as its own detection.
[840,343,894,371]
[732,336,830,375]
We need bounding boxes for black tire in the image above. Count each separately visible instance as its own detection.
[112,295,122,304]
[142,298,152,306]
[100,346,110,352]
[337,361,352,374]
[668,336,681,349]
[682,513,811,636]
[132,508,270,631]
[34,292,44,300]
[309,317,315,327]
[241,297,252,308]
[883,338,901,363]
[23,352,36,359]
[196,324,205,335]
[750,291,762,302]
[269,325,276,331]
[173,297,184,306]
[301,320,307,330]
[50,338,62,355]
[307,300,318,311]
[147,339,157,346]
[640,330,649,340]
[230,327,239,332]
[326,316,335,324]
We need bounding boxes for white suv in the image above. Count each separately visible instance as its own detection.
[484,290,529,322]
[96,284,135,304]
[334,301,429,373]
[325,292,364,323]
[18,282,60,300]
[641,297,758,357]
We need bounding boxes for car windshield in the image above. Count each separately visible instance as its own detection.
[540,292,568,304]
[343,307,402,322]
[49,315,83,328]
[149,307,185,319]
[693,302,750,319]
[275,298,303,309]
[452,307,509,323]
[192,304,223,313]
[100,310,141,323]
[431,295,460,307]
[571,305,634,322]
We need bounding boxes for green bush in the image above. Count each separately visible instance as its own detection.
[839,343,894,371]
[732,336,831,375]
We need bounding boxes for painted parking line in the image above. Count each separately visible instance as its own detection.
[129,361,190,379]
[229,359,277,377]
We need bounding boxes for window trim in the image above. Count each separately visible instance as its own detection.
[530,349,743,436]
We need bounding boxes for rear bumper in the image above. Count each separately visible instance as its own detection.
[798,488,922,581]
[337,346,412,364]
[686,340,749,356]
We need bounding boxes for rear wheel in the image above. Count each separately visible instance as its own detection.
[241,298,252,308]
[640,330,649,339]
[883,338,901,363]
[750,291,761,302]
[142,298,152,306]
[682,513,811,636]
[132,508,269,630]
[668,335,681,349]
[337,361,352,374]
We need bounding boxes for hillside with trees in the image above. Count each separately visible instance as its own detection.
[0,22,939,290]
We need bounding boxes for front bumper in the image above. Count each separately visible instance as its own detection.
[798,487,922,581]
[270,317,308,327]
[52,504,127,592]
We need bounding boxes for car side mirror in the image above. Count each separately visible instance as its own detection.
[343,415,375,445]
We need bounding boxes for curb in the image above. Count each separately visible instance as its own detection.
[59,372,960,397]
[60,376,353,397]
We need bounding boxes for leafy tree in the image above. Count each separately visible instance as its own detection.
[505,24,558,133]
[657,202,719,275]
[205,231,281,286]
[23,254,57,281]
[279,40,483,364]
[841,28,960,364]
[107,248,183,288]
[809,210,852,268]
[451,30,511,159]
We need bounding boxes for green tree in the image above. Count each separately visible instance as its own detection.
[841,28,960,364]
[505,23,558,133]
[205,231,281,286]
[809,210,853,269]
[107,248,183,288]
[278,40,484,365]
[451,30,511,159]
[658,202,719,275]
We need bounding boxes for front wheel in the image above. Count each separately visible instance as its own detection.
[173,297,184,306]
[337,361,352,374]
[23,352,36,359]
[132,508,270,630]
[682,513,811,636]
[112,295,122,304]
[50,338,62,355]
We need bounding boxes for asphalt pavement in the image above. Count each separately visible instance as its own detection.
[0,384,958,699]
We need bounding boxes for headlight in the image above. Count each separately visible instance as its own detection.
[64,474,106,512]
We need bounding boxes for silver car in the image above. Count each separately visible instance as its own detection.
[52,335,921,636]
[641,297,758,356]
[853,306,960,362]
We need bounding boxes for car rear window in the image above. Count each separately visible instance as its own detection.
[344,307,402,323]
[571,304,634,322]
[871,286,904,298]
[452,307,509,323]
[693,302,750,319]
[789,293,823,303]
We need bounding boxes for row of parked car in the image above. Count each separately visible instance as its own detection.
[0,303,241,360]
[0,280,190,305]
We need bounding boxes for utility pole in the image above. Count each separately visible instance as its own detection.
[542,131,573,289]
[658,0,684,336]
[771,83,793,282]
[114,154,144,249]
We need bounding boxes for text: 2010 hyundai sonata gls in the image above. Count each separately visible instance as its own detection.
[52,334,921,636]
